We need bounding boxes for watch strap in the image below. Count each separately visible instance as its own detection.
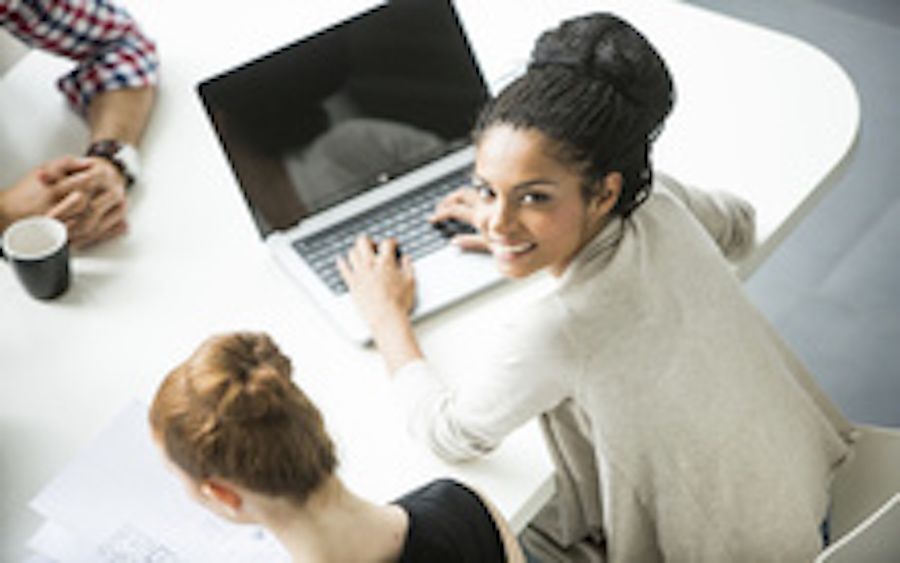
[86,139,140,188]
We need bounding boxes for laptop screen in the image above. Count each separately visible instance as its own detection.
[197,0,489,237]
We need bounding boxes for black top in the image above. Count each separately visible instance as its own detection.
[393,478,506,562]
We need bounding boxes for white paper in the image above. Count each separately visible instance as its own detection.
[29,400,289,562]
[28,519,102,562]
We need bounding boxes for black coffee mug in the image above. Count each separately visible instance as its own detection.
[2,216,70,300]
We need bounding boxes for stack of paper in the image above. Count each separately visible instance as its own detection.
[27,400,290,562]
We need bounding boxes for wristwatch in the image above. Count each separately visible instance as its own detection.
[85,139,141,189]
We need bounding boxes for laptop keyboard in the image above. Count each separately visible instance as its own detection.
[291,167,475,294]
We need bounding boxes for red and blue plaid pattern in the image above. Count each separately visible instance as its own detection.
[0,0,158,112]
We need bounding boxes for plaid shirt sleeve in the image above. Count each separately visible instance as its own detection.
[0,0,158,113]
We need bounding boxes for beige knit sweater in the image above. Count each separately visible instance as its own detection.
[394,175,854,562]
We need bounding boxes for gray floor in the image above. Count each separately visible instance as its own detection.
[683,0,900,426]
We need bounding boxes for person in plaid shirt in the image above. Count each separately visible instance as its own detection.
[0,0,158,248]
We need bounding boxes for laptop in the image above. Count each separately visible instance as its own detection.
[197,0,504,342]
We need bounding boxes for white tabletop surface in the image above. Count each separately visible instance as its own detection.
[1,0,858,560]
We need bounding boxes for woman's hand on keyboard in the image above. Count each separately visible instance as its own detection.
[429,187,488,252]
[337,236,423,373]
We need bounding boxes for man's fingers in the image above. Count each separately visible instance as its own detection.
[38,158,129,250]
[86,186,125,219]
[49,193,101,245]
[93,206,128,239]
[64,196,117,246]
[39,156,92,184]
[47,168,97,198]
[47,191,89,221]
[68,218,127,250]
[92,218,128,246]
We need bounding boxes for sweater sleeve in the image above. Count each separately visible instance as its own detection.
[655,173,756,262]
[393,302,576,462]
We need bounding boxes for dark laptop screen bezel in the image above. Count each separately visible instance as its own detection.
[197,0,490,238]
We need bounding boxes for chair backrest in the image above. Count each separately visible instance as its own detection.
[828,424,900,540]
[815,493,900,563]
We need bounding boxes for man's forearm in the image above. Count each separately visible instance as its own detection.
[87,86,156,145]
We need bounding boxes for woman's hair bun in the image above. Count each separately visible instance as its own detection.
[473,12,676,217]
[212,332,295,421]
[530,13,674,132]
[150,331,337,503]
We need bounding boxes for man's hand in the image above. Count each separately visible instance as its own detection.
[0,158,87,232]
[40,156,129,248]
[0,156,128,248]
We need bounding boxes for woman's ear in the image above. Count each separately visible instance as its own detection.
[587,171,622,220]
[201,479,242,518]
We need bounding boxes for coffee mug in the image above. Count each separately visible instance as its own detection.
[2,216,70,300]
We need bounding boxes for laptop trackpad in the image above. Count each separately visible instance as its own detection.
[412,247,502,318]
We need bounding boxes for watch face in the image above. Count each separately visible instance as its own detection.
[114,144,141,179]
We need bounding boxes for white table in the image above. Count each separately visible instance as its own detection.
[0,0,858,560]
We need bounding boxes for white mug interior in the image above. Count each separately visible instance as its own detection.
[2,216,68,261]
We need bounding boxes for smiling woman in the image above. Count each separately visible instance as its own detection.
[338,12,856,563]
[467,125,617,278]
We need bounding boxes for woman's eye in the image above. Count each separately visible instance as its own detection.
[521,192,550,204]
[475,184,495,200]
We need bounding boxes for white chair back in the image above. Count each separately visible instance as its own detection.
[816,493,900,563]
[829,424,900,540]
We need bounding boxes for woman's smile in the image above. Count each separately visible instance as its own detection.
[489,239,537,261]
[473,125,612,278]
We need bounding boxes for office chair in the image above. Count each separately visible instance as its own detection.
[815,493,900,563]
[814,424,900,562]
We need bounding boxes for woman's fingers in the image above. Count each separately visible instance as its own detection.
[376,238,400,266]
[430,187,477,224]
[347,235,375,269]
[430,203,474,225]
[400,253,415,281]
[336,255,354,285]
